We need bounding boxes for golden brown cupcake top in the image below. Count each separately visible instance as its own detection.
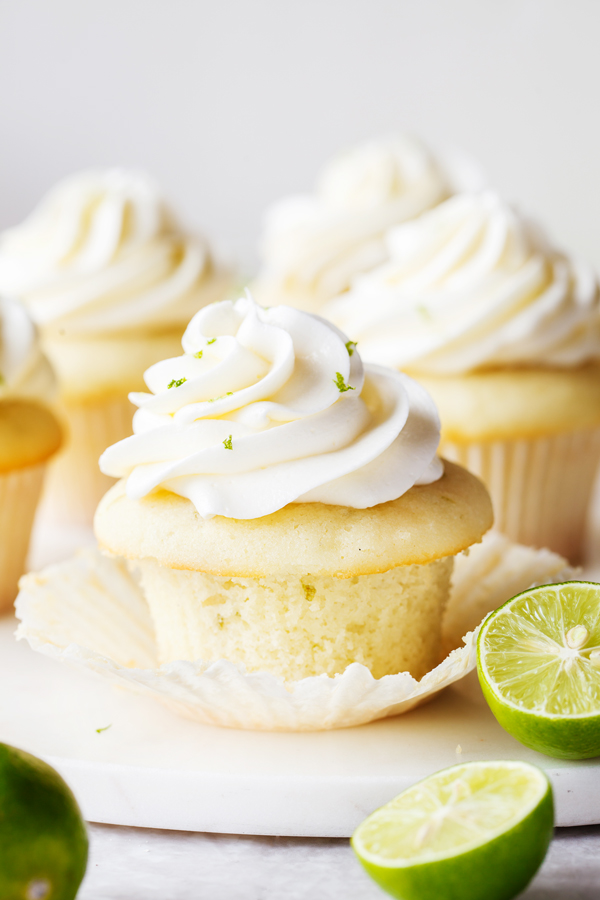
[95,460,492,578]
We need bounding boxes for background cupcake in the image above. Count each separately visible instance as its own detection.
[96,294,492,683]
[0,295,61,611]
[254,135,484,313]
[325,191,600,561]
[0,169,233,524]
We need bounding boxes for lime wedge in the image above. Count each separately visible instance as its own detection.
[477,581,600,759]
[352,760,552,900]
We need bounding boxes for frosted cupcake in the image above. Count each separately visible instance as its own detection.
[254,135,483,314]
[325,191,600,561]
[0,169,232,524]
[95,294,491,682]
[0,296,61,611]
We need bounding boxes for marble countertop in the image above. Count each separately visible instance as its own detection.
[79,823,600,900]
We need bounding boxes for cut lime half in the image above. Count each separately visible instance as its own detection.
[477,581,600,759]
[352,760,553,900]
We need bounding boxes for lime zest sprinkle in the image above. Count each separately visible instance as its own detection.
[207,338,216,345]
[167,377,187,389]
[194,350,203,359]
[208,392,234,403]
[223,435,233,450]
[96,724,112,734]
[303,584,316,601]
[345,340,357,357]
[334,372,355,393]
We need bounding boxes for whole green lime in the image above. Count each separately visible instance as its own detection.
[0,743,88,900]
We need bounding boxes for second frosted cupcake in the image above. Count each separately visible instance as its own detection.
[325,192,600,561]
[0,169,232,524]
[0,296,62,610]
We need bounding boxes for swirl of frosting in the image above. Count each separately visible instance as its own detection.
[325,192,600,374]
[0,295,56,402]
[99,294,442,519]
[256,136,484,310]
[0,169,228,337]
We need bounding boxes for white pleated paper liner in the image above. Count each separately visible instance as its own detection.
[15,534,574,732]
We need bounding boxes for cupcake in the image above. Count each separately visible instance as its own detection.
[0,296,62,611]
[95,294,492,683]
[254,135,483,314]
[324,191,600,561]
[0,169,232,524]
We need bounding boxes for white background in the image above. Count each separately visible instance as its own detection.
[1,0,599,270]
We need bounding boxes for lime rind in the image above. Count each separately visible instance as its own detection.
[352,761,549,867]
[479,581,600,720]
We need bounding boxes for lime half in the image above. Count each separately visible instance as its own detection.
[352,760,552,900]
[0,742,88,900]
[477,581,600,759]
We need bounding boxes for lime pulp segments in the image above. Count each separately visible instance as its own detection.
[352,760,553,900]
[477,581,600,759]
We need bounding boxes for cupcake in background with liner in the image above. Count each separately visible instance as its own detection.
[95,292,492,685]
[0,296,62,611]
[324,191,600,562]
[0,169,233,525]
[254,135,485,313]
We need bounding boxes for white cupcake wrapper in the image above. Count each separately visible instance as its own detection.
[14,535,574,731]
[0,462,46,613]
[442,429,600,562]
[40,395,134,526]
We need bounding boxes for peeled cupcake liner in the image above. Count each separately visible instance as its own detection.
[442,427,600,564]
[15,533,575,731]
[0,462,47,613]
[40,394,134,527]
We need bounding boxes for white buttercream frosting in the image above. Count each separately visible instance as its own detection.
[0,169,228,337]
[325,192,600,374]
[99,294,442,519]
[0,295,56,402]
[256,136,484,310]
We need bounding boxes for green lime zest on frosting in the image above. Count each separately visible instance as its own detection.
[167,377,187,389]
[207,338,216,345]
[223,435,233,450]
[345,340,357,357]
[96,724,112,734]
[208,392,234,403]
[333,372,355,393]
[194,350,203,359]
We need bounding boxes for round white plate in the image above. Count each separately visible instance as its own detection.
[1,615,598,836]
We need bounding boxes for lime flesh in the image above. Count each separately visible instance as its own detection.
[0,743,88,900]
[477,581,600,759]
[352,760,553,900]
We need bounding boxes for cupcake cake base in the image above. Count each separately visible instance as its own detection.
[0,461,46,613]
[15,535,572,731]
[41,394,134,526]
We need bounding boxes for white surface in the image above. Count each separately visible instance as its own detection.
[77,821,600,900]
[1,613,599,836]
[1,1,600,274]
